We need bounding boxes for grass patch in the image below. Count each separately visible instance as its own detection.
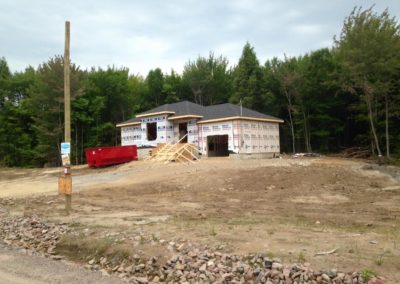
[55,233,133,264]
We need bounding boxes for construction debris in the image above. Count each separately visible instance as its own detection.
[293,153,321,158]
[340,147,371,159]
[314,247,339,256]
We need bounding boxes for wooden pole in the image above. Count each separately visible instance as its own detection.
[64,21,72,214]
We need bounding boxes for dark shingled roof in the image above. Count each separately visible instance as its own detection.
[117,100,282,126]
[201,103,280,121]
[139,101,205,117]
[116,117,141,126]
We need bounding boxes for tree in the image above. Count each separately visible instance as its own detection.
[0,57,11,108]
[183,52,232,106]
[0,61,39,166]
[83,67,133,147]
[162,70,182,104]
[335,7,400,157]
[128,74,148,113]
[273,56,300,153]
[27,56,85,166]
[146,68,164,107]
[230,42,263,111]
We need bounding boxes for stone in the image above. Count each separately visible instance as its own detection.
[237,266,245,274]
[272,262,283,270]
[50,255,63,260]
[100,257,108,265]
[244,269,253,281]
[264,260,273,269]
[199,263,207,272]
[130,276,148,284]
[322,273,331,282]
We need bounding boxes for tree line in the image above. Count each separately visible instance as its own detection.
[0,7,399,167]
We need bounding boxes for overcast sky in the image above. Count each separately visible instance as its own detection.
[1,0,399,76]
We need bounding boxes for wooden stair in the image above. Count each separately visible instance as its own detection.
[147,135,199,163]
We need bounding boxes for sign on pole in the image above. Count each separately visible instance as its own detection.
[61,142,71,166]
[61,142,71,154]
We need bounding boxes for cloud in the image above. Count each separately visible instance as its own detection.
[0,0,399,75]
[291,24,324,36]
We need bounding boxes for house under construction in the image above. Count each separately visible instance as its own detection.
[116,101,283,158]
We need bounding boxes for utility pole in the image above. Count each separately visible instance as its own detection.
[63,21,72,214]
[239,99,243,156]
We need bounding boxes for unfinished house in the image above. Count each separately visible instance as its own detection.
[116,101,283,157]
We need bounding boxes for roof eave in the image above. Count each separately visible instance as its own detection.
[198,116,284,124]
[136,111,176,118]
[116,121,141,127]
[168,115,203,121]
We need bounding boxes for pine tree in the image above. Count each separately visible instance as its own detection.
[230,42,263,111]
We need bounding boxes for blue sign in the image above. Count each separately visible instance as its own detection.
[61,142,71,154]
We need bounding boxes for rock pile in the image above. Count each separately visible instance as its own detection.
[0,215,69,258]
[0,215,385,284]
[124,250,383,284]
[86,245,384,284]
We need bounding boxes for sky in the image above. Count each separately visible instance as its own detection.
[1,0,399,76]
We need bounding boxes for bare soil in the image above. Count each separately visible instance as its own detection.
[1,157,399,283]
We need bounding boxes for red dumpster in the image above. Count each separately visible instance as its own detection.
[85,145,138,168]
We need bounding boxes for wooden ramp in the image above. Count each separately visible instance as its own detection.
[147,135,199,163]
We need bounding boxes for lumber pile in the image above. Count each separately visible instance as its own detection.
[340,147,371,159]
[147,135,199,163]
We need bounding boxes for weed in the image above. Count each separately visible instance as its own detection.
[139,235,145,244]
[266,251,274,259]
[297,252,306,263]
[69,222,83,228]
[375,249,391,266]
[210,227,217,236]
[374,257,383,266]
[151,233,159,241]
[360,269,375,281]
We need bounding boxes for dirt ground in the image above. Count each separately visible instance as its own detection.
[1,157,400,283]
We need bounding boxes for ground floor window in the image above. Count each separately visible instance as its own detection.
[147,122,157,141]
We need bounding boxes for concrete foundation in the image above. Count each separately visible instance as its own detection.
[229,152,279,159]
[137,147,153,160]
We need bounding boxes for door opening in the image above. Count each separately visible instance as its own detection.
[207,135,229,157]
[179,123,188,143]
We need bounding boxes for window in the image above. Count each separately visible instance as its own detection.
[147,122,157,141]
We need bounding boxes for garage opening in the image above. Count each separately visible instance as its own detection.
[147,122,157,141]
[179,123,188,143]
[207,135,229,157]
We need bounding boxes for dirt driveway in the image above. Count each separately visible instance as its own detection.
[1,157,399,283]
